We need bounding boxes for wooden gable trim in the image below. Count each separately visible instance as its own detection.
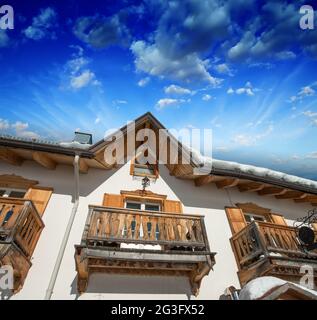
[0,174,38,189]
[120,190,167,201]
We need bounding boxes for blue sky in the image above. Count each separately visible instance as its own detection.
[0,0,317,179]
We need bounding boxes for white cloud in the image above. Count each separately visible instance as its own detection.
[289,85,316,103]
[233,124,274,146]
[303,110,317,126]
[73,14,130,48]
[12,121,29,131]
[202,94,212,101]
[131,40,222,86]
[137,77,150,87]
[95,117,101,124]
[299,86,315,97]
[155,98,185,110]
[303,111,317,118]
[306,152,317,159]
[0,119,10,130]
[66,46,101,90]
[23,7,57,40]
[113,100,127,105]
[70,70,98,89]
[164,84,192,95]
[275,51,296,60]
[227,82,256,96]
[0,119,39,139]
[214,63,234,76]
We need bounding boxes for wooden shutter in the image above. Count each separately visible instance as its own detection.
[24,186,53,216]
[225,207,247,234]
[271,213,288,226]
[103,193,124,208]
[163,199,183,213]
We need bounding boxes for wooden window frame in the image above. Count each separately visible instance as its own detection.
[236,202,287,225]
[130,156,159,179]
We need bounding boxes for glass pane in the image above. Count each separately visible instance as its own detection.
[145,204,160,211]
[126,202,141,210]
[134,165,155,175]
[253,216,265,222]
[244,214,252,223]
[0,190,6,197]
[9,191,26,198]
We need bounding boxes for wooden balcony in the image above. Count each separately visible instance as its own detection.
[231,221,317,286]
[75,205,215,296]
[0,197,44,292]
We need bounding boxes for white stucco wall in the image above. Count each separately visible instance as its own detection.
[0,160,314,300]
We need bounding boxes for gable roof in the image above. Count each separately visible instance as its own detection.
[1,112,317,204]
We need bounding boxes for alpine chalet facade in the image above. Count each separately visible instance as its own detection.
[0,113,316,300]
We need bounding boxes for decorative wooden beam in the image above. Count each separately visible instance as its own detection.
[294,196,317,203]
[33,152,56,170]
[258,187,287,196]
[170,164,193,178]
[0,174,38,189]
[0,148,24,166]
[194,175,216,187]
[216,178,239,189]
[275,191,306,200]
[238,182,265,192]
[79,159,89,174]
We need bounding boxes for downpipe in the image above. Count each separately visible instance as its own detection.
[44,154,80,300]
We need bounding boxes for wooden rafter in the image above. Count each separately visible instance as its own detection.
[194,175,216,187]
[79,159,89,174]
[294,196,317,203]
[257,187,287,196]
[33,152,56,170]
[0,148,24,166]
[275,191,306,200]
[238,182,265,192]
[216,178,239,189]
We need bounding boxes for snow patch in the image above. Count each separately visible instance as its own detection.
[59,141,91,150]
[239,276,286,300]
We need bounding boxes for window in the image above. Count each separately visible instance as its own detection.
[145,203,160,211]
[244,212,267,223]
[0,188,26,198]
[126,202,141,210]
[125,201,160,212]
[130,154,158,178]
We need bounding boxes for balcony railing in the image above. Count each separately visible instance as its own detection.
[81,205,209,250]
[0,197,44,258]
[75,205,215,295]
[230,221,317,285]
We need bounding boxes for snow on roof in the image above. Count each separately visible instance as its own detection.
[59,141,91,150]
[239,276,317,300]
[189,147,317,192]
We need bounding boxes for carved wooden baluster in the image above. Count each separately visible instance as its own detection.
[111,213,120,238]
[186,219,195,242]
[149,216,157,241]
[125,213,133,239]
[158,217,166,241]
[116,214,125,239]
[104,212,111,239]
[142,215,149,240]
[134,214,141,240]
[175,219,183,242]
[166,217,175,241]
